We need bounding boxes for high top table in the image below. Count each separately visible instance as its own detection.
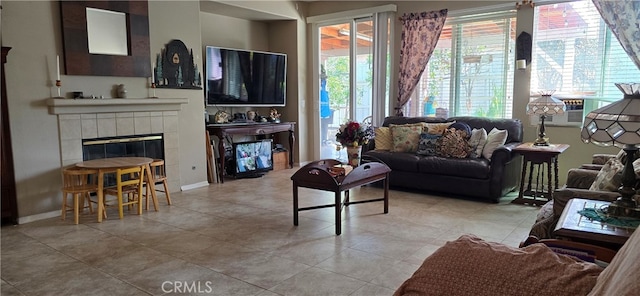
[76,157,156,222]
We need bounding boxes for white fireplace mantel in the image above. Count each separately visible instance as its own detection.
[46,98,189,114]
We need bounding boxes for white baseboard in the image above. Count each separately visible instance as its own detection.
[18,210,60,224]
[181,181,209,191]
[17,181,209,224]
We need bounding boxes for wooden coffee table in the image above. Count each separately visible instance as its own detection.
[554,198,636,249]
[291,159,391,235]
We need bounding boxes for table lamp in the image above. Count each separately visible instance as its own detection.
[526,91,566,146]
[581,82,640,218]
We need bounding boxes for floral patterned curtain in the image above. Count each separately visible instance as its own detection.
[396,9,448,116]
[592,0,640,70]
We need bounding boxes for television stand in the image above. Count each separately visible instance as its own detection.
[206,121,296,183]
[235,172,265,179]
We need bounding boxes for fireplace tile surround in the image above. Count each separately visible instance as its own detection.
[50,98,188,193]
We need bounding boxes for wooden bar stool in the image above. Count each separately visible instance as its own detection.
[145,159,171,211]
[61,166,98,224]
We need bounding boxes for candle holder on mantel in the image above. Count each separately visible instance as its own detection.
[55,79,62,97]
[150,82,158,98]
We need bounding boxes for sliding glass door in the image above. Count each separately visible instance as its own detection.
[318,20,373,160]
[315,11,392,160]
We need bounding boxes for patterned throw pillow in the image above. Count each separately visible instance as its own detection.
[390,123,425,153]
[468,128,488,158]
[374,127,392,151]
[482,128,508,160]
[424,122,455,135]
[589,158,624,192]
[449,122,472,138]
[436,128,470,158]
[417,133,441,156]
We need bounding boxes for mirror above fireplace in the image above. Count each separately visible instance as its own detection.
[59,0,151,77]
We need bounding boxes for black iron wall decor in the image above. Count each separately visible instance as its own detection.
[154,39,202,89]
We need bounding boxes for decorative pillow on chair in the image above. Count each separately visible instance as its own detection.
[468,128,488,158]
[482,128,508,160]
[374,127,392,151]
[417,133,441,156]
[436,128,470,158]
[589,158,624,192]
[390,123,425,153]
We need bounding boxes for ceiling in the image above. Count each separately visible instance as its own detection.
[320,22,374,51]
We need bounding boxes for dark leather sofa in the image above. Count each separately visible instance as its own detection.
[364,116,523,202]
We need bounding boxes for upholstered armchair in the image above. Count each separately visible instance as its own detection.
[528,154,624,239]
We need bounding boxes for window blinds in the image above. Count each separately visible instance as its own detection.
[531,0,640,101]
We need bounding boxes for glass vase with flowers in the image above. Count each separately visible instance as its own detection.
[335,120,374,166]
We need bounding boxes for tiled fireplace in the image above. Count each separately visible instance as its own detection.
[48,98,188,193]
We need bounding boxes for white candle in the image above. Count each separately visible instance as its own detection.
[151,63,155,82]
[56,55,60,80]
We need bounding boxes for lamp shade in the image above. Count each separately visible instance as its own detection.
[526,92,566,115]
[581,83,640,148]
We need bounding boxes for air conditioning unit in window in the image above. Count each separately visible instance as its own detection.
[529,98,584,127]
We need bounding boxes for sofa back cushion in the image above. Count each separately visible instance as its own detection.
[450,116,523,144]
[382,116,449,127]
[382,116,522,144]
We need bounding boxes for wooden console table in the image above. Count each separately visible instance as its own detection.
[206,122,295,183]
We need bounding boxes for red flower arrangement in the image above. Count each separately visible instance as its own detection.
[335,120,374,147]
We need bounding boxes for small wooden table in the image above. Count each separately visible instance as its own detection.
[512,143,570,206]
[76,157,156,223]
[291,159,391,235]
[554,198,635,249]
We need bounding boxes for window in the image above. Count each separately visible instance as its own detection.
[531,0,640,101]
[404,10,516,119]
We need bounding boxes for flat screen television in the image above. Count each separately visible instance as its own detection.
[205,46,286,107]
[230,139,273,178]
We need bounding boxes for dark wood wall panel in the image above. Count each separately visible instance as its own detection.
[60,0,150,77]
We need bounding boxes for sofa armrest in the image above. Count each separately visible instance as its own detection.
[490,142,520,164]
[579,164,604,171]
[520,237,617,263]
[566,168,600,189]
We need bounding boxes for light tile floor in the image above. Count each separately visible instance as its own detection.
[1,168,539,295]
